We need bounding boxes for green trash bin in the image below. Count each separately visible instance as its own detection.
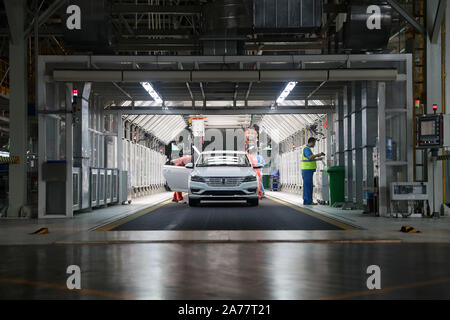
[262,175,271,189]
[325,166,345,206]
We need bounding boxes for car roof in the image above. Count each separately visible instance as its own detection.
[201,150,246,155]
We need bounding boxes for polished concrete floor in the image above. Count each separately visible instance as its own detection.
[111,197,347,231]
[2,192,450,300]
[1,192,449,244]
[1,242,450,299]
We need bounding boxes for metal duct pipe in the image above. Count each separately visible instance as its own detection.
[328,69,398,81]
[53,70,122,82]
[123,71,191,82]
[260,70,328,82]
[53,69,398,82]
[202,0,252,55]
[203,0,252,32]
[192,70,259,82]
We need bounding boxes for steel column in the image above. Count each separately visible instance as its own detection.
[377,82,388,217]
[334,92,345,167]
[361,81,378,203]
[351,82,363,204]
[426,0,444,215]
[343,85,353,202]
[5,0,28,217]
[65,84,74,217]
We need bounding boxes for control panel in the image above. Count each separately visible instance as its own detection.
[391,182,428,201]
[416,114,450,148]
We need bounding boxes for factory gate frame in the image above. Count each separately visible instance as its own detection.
[36,54,413,218]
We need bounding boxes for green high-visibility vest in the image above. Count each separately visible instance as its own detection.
[301,146,317,170]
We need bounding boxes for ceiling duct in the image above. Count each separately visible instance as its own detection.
[54,69,398,82]
[60,0,116,54]
[202,0,252,55]
[343,1,393,52]
[253,0,323,31]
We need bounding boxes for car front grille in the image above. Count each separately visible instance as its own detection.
[206,177,245,187]
[202,190,246,196]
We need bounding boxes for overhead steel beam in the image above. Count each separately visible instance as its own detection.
[245,43,324,51]
[0,26,61,37]
[307,81,327,100]
[109,5,201,14]
[1,27,196,38]
[25,0,66,37]
[119,39,198,45]
[105,106,334,115]
[386,0,425,35]
[244,82,253,106]
[323,3,347,13]
[431,0,447,44]
[178,62,195,103]
[117,44,200,52]
[47,54,409,67]
[53,69,398,82]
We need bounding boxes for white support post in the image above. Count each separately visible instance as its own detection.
[117,112,123,203]
[378,82,388,217]
[65,83,74,218]
[37,55,46,218]
[426,0,444,214]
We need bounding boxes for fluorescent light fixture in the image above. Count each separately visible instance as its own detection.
[140,82,163,104]
[276,81,297,104]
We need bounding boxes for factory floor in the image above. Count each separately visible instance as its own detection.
[1,191,450,299]
[1,191,449,244]
[2,242,450,299]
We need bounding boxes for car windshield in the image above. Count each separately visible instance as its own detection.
[196,153,250,167]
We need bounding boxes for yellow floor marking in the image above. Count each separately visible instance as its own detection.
[95,199,173,231]
[318,277,450,300]
[266,195,359,230]
[0,277,136,299]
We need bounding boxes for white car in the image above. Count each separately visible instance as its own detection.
[163,150,262,207]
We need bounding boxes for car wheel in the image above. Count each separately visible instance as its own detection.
[189,198,199,207]
[247,198,259,206]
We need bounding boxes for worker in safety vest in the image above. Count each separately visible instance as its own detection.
[301,137,324,205]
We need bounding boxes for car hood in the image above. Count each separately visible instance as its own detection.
[192,166,255,177]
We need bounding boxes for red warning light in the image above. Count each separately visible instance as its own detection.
[72,89,78,96]
[433,104,438,110]
[415,100,420,108]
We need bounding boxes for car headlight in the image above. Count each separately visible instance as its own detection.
[191,175,206,183]
[242,175,257,182]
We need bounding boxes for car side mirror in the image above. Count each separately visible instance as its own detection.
[253,163,263,169]
[185,163,194,169]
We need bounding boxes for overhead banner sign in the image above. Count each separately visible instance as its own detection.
[192,118,205,138]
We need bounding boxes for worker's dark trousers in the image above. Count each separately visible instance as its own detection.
[302,170,314,205]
